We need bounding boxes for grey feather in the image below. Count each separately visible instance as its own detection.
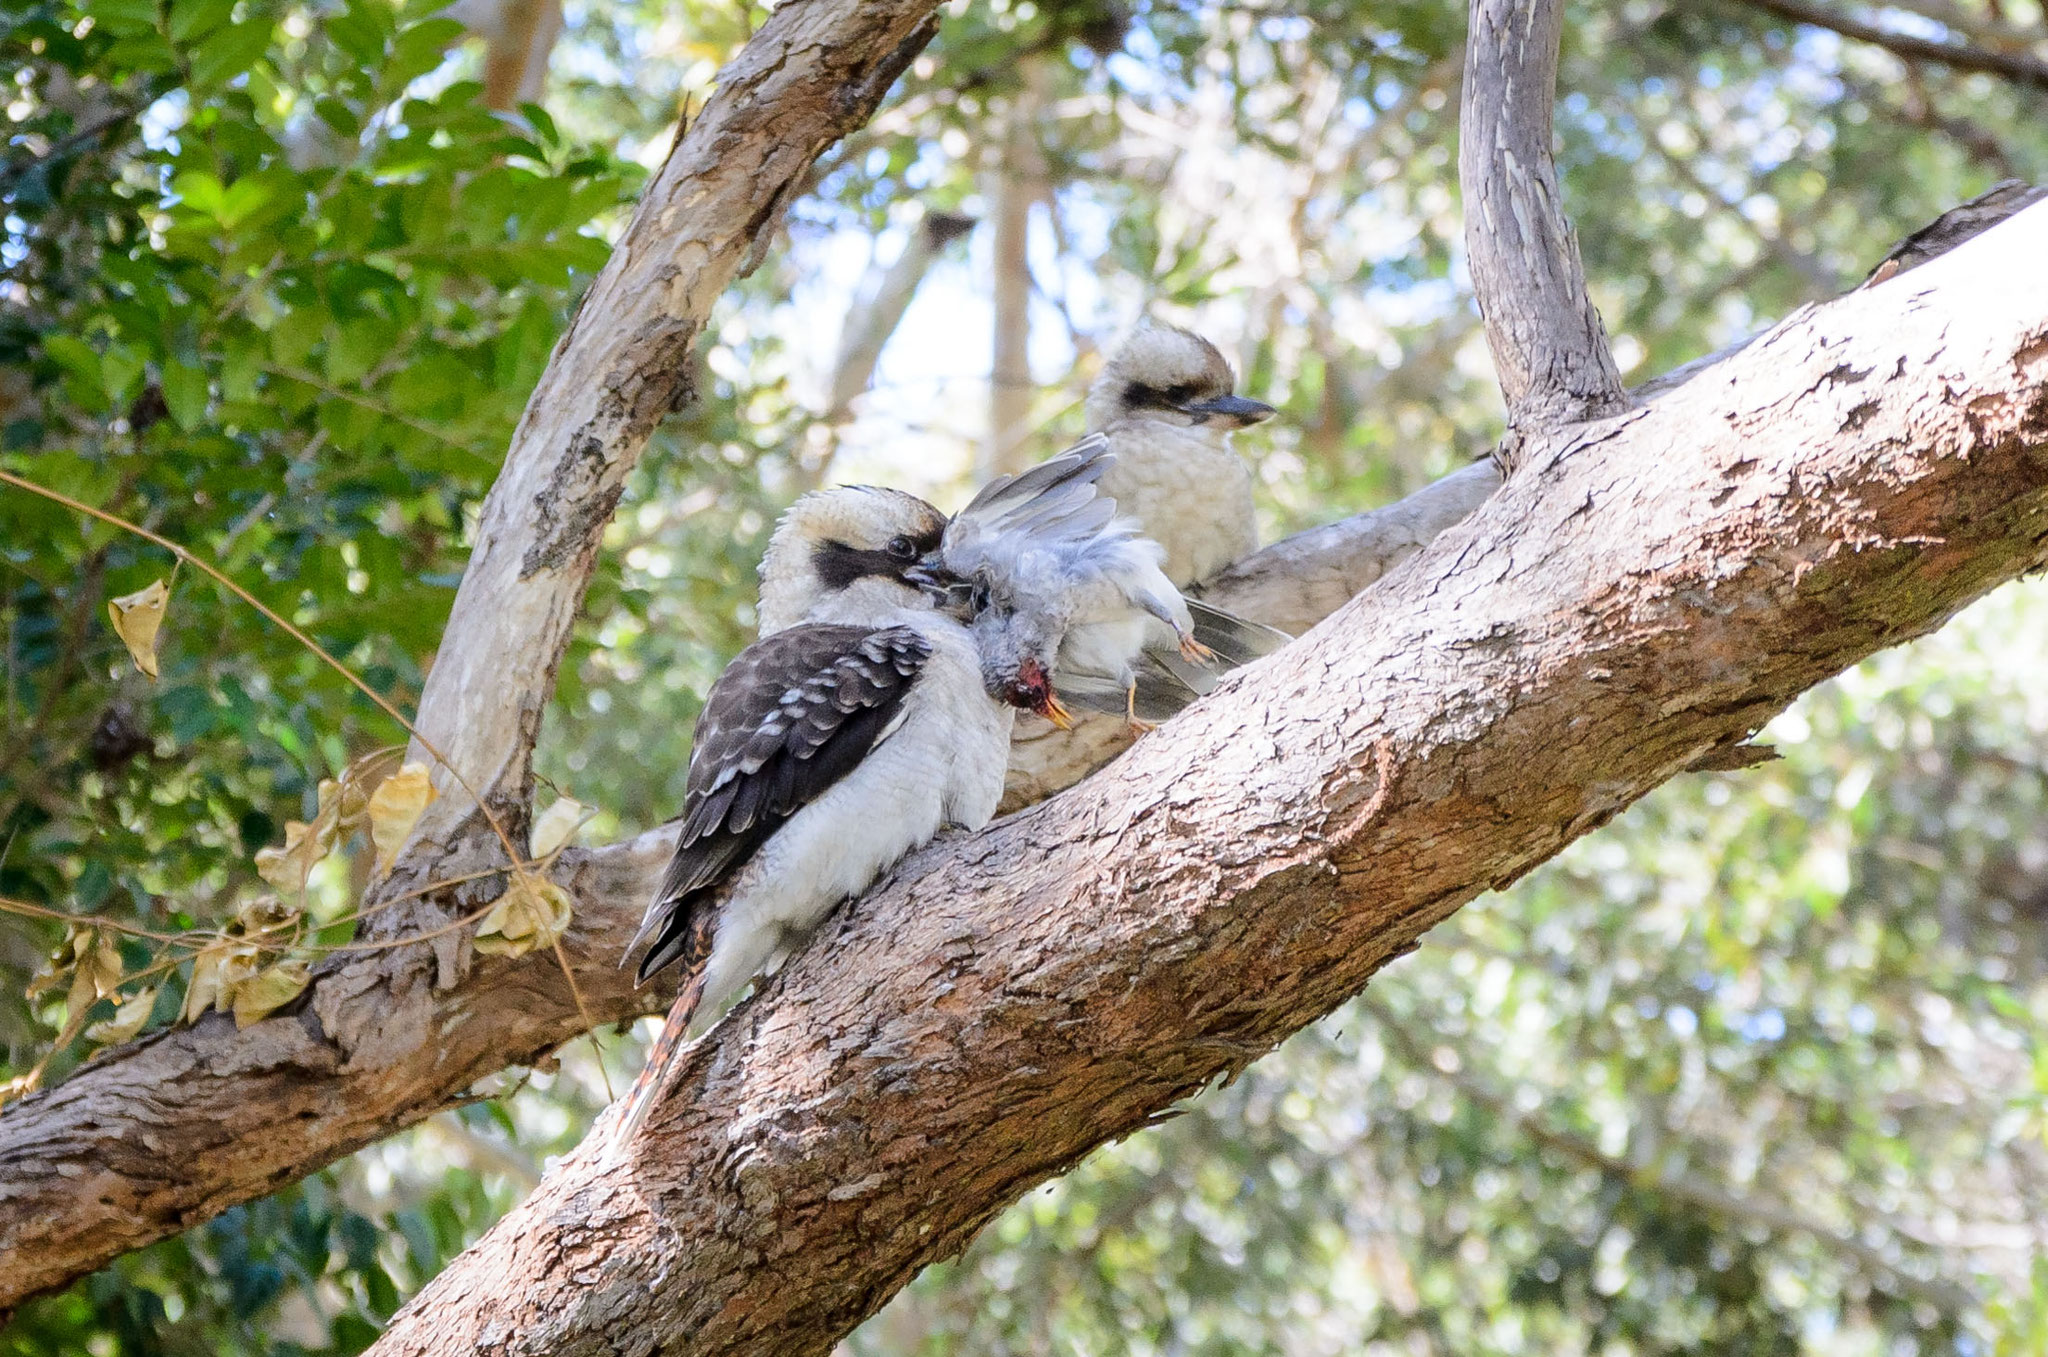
[1056,663,1201,723]
[1186,598,1290,665]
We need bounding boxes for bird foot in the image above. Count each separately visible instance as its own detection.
[1122,682,1156,737]
[1178,634,1216,664]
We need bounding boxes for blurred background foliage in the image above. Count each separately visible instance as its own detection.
[3,0,2047,1351]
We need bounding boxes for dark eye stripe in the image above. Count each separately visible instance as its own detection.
[1122,380,1207,410]
[813,540,918,590]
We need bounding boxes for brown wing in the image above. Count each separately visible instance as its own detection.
[628,622,930,984]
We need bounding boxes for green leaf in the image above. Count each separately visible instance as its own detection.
[313,96,362,141]
[327,0,390,67]
[41,334,102,386]
[92,0,162,37]
[172,169,227,219]
[167,0,235,43]
[99,345,145,404]
[162,359,209,431]
[519,102,559,148]
[188,19,272,90]
[387,19,464,87]
[324,319,388,387]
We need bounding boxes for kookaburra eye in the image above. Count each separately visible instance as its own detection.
[886,535,917,560]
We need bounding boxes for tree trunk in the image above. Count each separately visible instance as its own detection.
[983,59,1049,478]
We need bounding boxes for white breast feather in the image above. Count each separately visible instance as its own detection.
[1098,419,1257,587]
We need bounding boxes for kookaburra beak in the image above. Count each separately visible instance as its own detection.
[1181,394,1276,427]
[905,555,973,614]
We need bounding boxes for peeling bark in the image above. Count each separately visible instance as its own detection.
[367,203,2048,1357]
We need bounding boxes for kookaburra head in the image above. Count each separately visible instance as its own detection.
[755,485,949,634]
[1083,321,1277,434]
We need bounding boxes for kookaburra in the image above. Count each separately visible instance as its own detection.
[1084,320,1276,588]
[615,448,1110,1139]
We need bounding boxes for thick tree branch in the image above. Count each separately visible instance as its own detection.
[1732,0,2048,93]
[368,204,2048,1357]
[1459,0,1627,437]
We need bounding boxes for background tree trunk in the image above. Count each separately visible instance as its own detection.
[983,58,1050,478]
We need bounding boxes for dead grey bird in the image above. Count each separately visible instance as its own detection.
[923,433,1277,731]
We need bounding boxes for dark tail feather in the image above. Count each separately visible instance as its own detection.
[609,969,707,1151]
[1148,647,1220,699]
[1057,665,1202,723]
[1186,599,1291,666]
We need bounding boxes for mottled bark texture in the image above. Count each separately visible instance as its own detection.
[367,203,2048,1357]
[0,0,945,1311]
[1459,0,1627,436]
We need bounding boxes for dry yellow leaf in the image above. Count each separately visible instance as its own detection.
[368,761,436,875]
[88,932,122,997]
[472,871,574,958]
[63,929,124,1021]
[318,748,394,839]
[234,894,298,936]
[253,817,336,894]
[529,795,590,860]
[106,578,170,679]
[231,959,310,1028]
[65,954,100,1026]
[182,941,261,1024]
[0,1072,39,1107]
[27,928,89,1003]
[87,987,158,1045]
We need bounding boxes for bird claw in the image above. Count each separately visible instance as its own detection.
[1178,634,1216,664]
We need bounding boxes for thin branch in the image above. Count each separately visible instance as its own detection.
[1458,0,1628,441]
[824,208,974,422]
[0,104,141,193]
[1732,0,2048,91]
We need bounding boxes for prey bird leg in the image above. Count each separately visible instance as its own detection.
[1125,680,1157,736]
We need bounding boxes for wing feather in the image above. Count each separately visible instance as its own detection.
[631,623,931,984]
